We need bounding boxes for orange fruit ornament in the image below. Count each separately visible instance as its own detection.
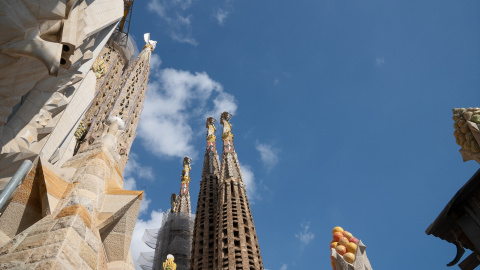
[330,242,338,249]
[332,226,344,234]
[346,242,357,253]
[342,231,353,239]
[333,232,343,242]
[335,245,347,255]
[338,237,349,247]
[343,252,355,264]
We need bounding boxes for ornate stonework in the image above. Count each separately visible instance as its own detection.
[191,114,263,270]
[452,107,480,163]
[0,118,144,269]
[76,34,156,171]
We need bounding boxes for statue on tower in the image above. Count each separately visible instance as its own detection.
[143,33,157,51]
[206,117,216,142]
[181,157,192,183]
[163,254,177,270]
[220,111,233,141]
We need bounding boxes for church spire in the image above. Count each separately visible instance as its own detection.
[219,111,243,183]
[214,111,264,269]
[76,33,156,172]
[171,157,192,214]
[191,117,221,269]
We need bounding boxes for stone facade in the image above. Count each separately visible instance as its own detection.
[191,114,263,270]
[0,2,157,267]
[0,118,143,269]
[0,0,125,189]
[76,34,155,172]
[140,158,194,270]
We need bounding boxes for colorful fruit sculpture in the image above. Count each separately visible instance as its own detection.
[330,226,361,269]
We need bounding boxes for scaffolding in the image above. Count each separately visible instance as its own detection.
[139,210,195,270]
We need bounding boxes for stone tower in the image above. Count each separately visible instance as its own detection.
[191,113,263,270]
[140,158,194,270]
[76,33,156,171]
[0,34,156,269]
[172,157,193,214]
[191,117,221,269]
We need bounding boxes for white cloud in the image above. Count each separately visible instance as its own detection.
[273,78,279,85]
[295,222,315,246]
[131,210,164,270]
[214,8,230,25]
[375,58,385,67]
[206,92,238,119]
[147,0,198,45]
[255,142,280,170]
[139,68,237,159]
[124,153,155,181]
[280,264,288,270]
[240,163,257,201]
[150,54,162,71]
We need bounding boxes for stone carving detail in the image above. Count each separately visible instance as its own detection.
[453,107,480,163]
[92,56,108,78]
[220,111,233,141]
[19,129,37,148]
[206,117,217,143]
[182,157,192,183]
[163,254,177,270]
[143,33,157,51]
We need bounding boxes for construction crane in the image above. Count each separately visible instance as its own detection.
[118,0,134,34]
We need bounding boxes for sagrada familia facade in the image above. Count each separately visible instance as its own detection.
[0,0,265,269]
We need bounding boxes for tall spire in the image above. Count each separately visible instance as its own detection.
[191,117,221,270]
[219,111,242,182]
[76,33,156,171]
[215,111,264,269]
[171,157,192,214]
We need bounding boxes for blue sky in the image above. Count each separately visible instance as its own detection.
[124,1,480,269]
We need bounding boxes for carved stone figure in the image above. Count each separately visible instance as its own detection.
[220,111,233,141]
[206,117,217,142]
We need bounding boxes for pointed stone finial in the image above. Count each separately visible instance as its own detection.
[143,33,157,51]
[220,111,233,141]
[163,254,176,270]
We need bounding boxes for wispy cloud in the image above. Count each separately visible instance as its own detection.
[255,142,280,171]
[131,210,164,270]
[139,68,237,159]
[280,264,288,270]
[375,58,385,67]
[147,0,198,45]
[213,0,234,26]
[240,163,257,201]
[214,8,230,25]
[295,222,315,246]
